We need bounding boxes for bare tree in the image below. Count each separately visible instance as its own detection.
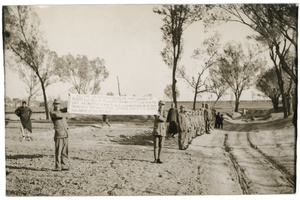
[18,65,40,106]
[178,32,221,110]
[207,68,228,107]
[3,6,56,119]
[153,5,207,108]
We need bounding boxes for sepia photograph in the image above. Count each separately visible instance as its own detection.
[1,0,298,199]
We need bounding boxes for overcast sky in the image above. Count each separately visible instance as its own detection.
[4,2,272,101]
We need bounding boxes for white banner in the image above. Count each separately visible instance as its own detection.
[68,94,158,115]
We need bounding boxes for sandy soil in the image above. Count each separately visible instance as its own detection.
[5,117,296,196]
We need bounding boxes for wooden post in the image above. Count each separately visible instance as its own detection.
[117,76,121,96]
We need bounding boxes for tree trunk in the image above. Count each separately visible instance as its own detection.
[286,94,293,116]
[193,89,197,110]
[234,93,240,112]
[234,101,239,112]
[213,96,221,107]
[281,93,288,118]
[274,67,288,118]
[271,97,279,110]
[172,58,178,108]
[40,79,49,119]
[292,87,297,127]
[27,96,31,107]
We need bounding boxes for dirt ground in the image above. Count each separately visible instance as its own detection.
[4,115,297,197]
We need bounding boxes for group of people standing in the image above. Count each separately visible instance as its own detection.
[152,101,219,163]
[215,112,224,129]
[14,99,222,168]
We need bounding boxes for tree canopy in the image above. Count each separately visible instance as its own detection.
[55,54,109,94]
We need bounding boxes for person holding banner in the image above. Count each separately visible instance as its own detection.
[15,101,33,142]
[152,100,167,164]
[50,99,70,171]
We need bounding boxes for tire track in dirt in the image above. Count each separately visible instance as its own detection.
[223,133,251,194]
[189,131,243,195]
[224,131,294,194]
[246,132,295,188]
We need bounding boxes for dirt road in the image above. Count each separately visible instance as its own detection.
[5,117,296,196]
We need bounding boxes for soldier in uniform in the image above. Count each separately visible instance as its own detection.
[204,103,212,134]
[195,110,201,136]
[199,107,205,136]
[178,106,187,150]
[152,100,167,164]
[50,99,70,171]
[182,108,191,149]
[15,101,33,141]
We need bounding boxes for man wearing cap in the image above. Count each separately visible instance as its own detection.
[152,100,167,164]
[177,105,188,150]
[15,101,33,141]
[50,99,70,171]
[204,103,212,134]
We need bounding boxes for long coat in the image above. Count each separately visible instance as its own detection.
[153,109,167,137]
[15,106,32,132]
[178,112,188,133]
[50,109,69,140]
[167,108,179,134]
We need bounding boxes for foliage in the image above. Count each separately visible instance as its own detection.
[218,41,265,112]
[55,54,109,94]
[3,6,54,119]
[256,67,281,110]
[153,5,207,107]
[178,32,221,109]
[164,84,180,101]
[207,67,228,106]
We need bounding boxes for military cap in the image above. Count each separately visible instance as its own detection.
[159,100,165,105]
[53,99,62,104]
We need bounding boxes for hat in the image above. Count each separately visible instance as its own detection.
[159,100,165,105]
[22,101,27,104]
[53,99,61,104]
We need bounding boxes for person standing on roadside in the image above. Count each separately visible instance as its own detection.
[215,112,221,128]
[102,115,111,127]
[50,99,70,171]
[204,104,212,134]
[152,100,167,164]
[166,103,179,138]
[177,105,189,150]
[220,114,224,129]
[15,101,33,141]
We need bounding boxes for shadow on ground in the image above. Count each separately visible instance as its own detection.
[5,154,51,160]
[110,132,154,146]
[110,130,180,150]
[223,117,294,132]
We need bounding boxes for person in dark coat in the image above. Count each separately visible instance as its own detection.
[15,101,33,141]
[152,100,167,164]
[220,114,224,129]
[215,112,221,128]
[50,99,70,171]
[166,103,179,138]
[102,115,111,127]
